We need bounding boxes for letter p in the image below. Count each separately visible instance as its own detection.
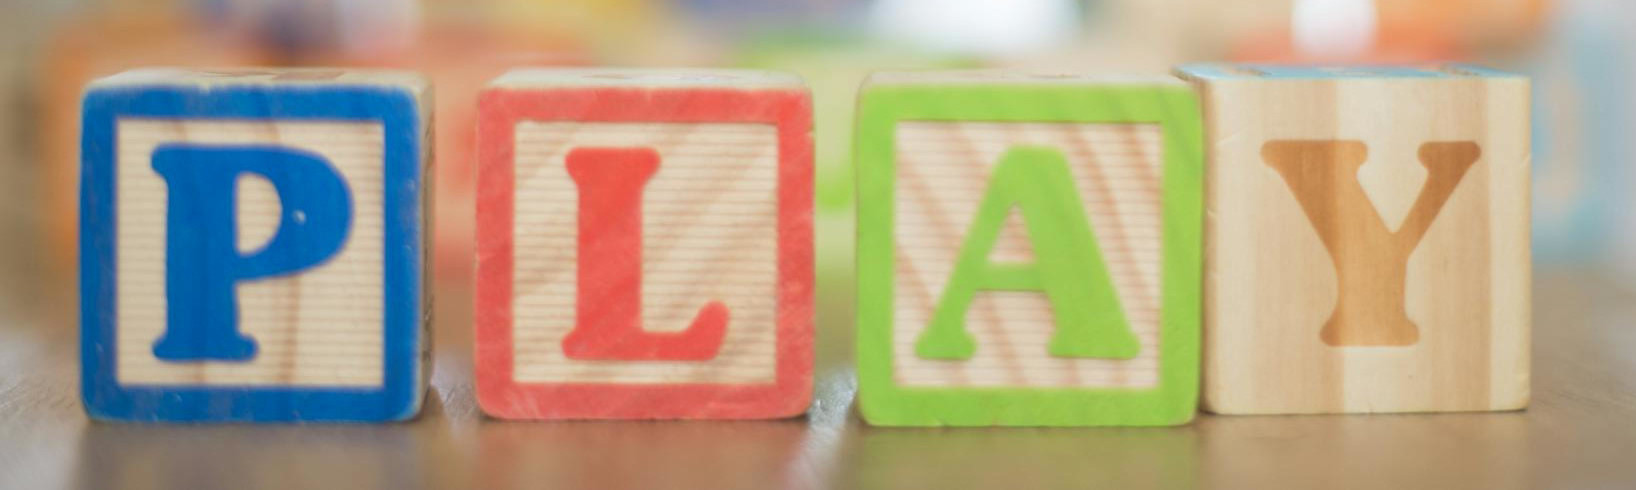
[149,145,353,362]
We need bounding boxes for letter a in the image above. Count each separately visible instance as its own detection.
[151,144,353,361]
[916,146,1140,360]
[561,147,728,361]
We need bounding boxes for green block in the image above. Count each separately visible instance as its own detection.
[854,72,1204,427]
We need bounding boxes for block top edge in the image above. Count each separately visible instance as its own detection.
[487,67,805,89]
[864,70,1187,87]
[1175,63,1523,80]
[89,68,429,93]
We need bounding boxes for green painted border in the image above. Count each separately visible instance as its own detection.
[854,80,1203,426]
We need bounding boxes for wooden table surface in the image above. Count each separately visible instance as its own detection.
[2,267,1633,490]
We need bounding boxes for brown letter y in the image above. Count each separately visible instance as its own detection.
[1262,140,1480,346]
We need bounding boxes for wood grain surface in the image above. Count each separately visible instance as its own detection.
[472,68,813,420]
[891,122,1163,389]
[852,74,1200,427]
[1179,65,1530,414]
[114,120,387,387]
[78,68,432,422]
[1261,140,1481,347]
[2,268,1633,489]
[509,121,780,385]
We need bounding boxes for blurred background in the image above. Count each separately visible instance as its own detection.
[3,0,1612,339]
[0,0,1618,413]
[2,0,1633,487]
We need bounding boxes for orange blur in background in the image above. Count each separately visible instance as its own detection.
[5,0,1604,323]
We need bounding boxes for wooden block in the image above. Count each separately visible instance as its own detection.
[1175,64,1530,414]
[854,71,1204,427]
[79,68,432,422]
[474,68,814,420]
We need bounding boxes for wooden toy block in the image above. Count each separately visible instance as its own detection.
[474,68,814,420]
[854,71,1204,427]
[79,68,432,422]
[1175,64,1530,414]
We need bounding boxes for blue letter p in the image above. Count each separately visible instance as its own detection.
[150,144,353,362]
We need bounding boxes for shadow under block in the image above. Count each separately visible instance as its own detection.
[1175,64,1531,415]
[79,68,432,422]
[854,72,1203,426]
[474,68,814,420]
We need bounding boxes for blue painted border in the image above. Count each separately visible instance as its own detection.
[80,83,424,422]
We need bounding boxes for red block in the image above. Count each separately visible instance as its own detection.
[474,68,813,419]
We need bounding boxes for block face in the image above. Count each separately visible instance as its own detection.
[855,74,1203,426]
[474,69,813,420]
[80,69,429,422]
[1177,64,1531,414]
[508,122,780,385]
[115,120,387,387]
[892,122,1164,389]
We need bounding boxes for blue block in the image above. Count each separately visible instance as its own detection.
[80,69,430,423]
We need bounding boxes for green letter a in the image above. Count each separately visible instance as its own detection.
[915,146,1139,360]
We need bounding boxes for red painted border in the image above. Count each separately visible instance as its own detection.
[474,86,813,419]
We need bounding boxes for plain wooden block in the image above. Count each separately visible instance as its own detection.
[80,68,432,422]
[474,68,814,420]
[1175,64,1531,415]
[854,71,1203,427]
